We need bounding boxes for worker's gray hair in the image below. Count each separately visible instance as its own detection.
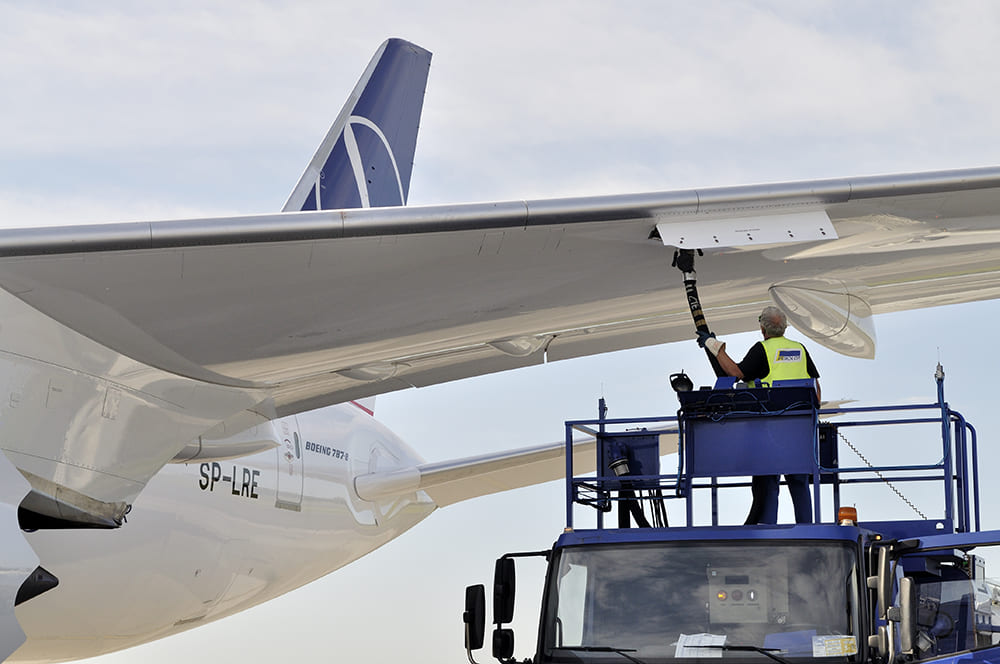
[759,306,787,337]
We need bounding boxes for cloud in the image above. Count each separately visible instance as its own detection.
[0,188,235,227]
[4,0,1000,211]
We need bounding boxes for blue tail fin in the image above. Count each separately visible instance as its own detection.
[283,39,432,212]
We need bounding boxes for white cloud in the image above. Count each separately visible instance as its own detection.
[4,0,1000,208]
[0,189,235,227]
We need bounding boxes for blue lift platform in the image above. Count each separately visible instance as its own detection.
[464,367,1000,664]
[564,370,980,537]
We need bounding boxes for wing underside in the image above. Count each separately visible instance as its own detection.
[1,167,999,418]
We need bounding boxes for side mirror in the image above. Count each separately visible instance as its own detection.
[865,544,895,661]
[878,546,893,620]
[866,545,893,620]
[898,576,916,655]
[464,585,486,651]
[494,557,515,624]
[493,627,515,660]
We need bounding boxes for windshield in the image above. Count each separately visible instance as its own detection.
[540,541,860,663]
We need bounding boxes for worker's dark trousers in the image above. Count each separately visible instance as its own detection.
[745,476,779,524]
[746,474,813,524]
[785,474,813,524]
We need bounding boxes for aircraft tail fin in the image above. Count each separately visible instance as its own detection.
[282,38,432,212]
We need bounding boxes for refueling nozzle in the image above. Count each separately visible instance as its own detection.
[671,248,703,282]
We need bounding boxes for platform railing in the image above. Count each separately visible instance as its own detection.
[563,373,978,533]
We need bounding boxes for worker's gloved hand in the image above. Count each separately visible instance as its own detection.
[697,330,725,356]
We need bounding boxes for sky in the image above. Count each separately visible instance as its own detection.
[3,1,1000,662]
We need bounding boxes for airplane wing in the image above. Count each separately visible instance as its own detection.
[355,430,680,508]
[2,165,999,421]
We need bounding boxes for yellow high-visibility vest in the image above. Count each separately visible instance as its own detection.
[758,336,810,386]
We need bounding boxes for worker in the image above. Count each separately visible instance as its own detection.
[697,306,820,525]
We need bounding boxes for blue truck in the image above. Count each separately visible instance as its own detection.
[463,366,1000,664]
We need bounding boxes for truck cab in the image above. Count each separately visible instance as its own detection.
[464,367,1000,664]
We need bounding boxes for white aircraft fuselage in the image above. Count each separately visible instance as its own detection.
[11,403,434,663]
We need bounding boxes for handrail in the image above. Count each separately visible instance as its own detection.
[564,377,979,533]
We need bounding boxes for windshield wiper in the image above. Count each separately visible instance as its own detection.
[551,645,647,664]
[699,644,792,664]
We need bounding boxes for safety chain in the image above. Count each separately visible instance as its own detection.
[838,430,928,519]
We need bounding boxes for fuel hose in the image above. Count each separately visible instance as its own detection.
[673,249,726,378]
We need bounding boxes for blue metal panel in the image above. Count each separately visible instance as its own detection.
[686,414,816,476]
[857,519,953,541]
[598,432,660,486]
[556,523,862,548]
[901,529,1000,552]
[679,385,818,478]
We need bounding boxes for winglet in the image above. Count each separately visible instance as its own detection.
[283,38,432,212]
